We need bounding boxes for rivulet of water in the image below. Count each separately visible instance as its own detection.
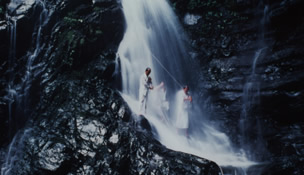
[4,0,50,140]
[2,2,51,174]
[239,5,269,161]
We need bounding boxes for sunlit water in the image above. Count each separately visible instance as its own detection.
[117,0,257,173]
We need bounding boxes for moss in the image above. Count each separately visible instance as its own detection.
[0,6,3,15]
[93,6,101,12]
[95,30,102,35]
[187,0,204,10]
[63,11,84,28]
[66,31,75,44]
[172,2,177,10]
[63,17,83,27]
[63,57,74,67]
[57,30,79,68]
[80,38,85,45]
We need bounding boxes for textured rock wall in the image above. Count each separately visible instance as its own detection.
[170,0,304,174]
[0,0,222,174]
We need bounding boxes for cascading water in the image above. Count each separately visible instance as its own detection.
[6,17,17,140]
[4,0,50,140]
[2,1,50,174]
[118,0,255,173]
[240,48,263,151]
[23,0,49,87]
[1,129,33,175]
[118,0,191,98]
[239,5,269,161]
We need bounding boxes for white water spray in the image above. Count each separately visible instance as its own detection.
[118,0,256,172]
[118,0,190,97]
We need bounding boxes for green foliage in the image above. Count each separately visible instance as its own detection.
[172,2,177,10]
[95,30,102,35]
[187,0,203,10]
[66,31,76,45]
[80,38,85,45]
[57,30,79,67]
[62,11,85,29]
[63,56,74,67]
[63,17,78,23]
[187,0,218,10]
[93,6,101,12]
[63,16,83,27]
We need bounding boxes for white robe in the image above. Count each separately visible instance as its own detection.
[139,73,152,113]
[153,88,169,119]
[175,90,190,129]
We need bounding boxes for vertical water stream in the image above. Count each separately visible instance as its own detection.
[240,5,269,161]
[1,1,50,174]
[4,0,49,139]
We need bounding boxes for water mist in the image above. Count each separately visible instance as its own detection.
[117,0,256,173]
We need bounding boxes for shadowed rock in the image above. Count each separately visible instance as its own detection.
[0,0,222,174]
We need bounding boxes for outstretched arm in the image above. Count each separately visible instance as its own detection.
[148,77,154,90]
[184,95,192,102]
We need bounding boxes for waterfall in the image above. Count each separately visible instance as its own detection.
[240,48,263,159]
[118,0,191,98]
[1,129,33,175]
[20,0,49,108]
[240,5,269,160]
[23,0,49,87]
[4,0,50,140]
[118,0,255,172]
[6,17,17,140]
[2,1,50,174]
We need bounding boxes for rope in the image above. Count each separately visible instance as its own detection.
[150,53,183,88]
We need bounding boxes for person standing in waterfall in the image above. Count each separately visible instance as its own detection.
[139,67,153,115]
[175,86,192,137]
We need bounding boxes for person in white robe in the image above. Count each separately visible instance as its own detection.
[139,67,153,114]
[175,86,192,136]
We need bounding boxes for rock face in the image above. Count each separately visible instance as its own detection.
[0,0,221,174]
[2,71,221,174]
[2,0,303,174]
[170,0,304,174]
[0,0,125,146]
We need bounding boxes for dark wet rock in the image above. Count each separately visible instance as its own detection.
[262,124,304,175]
[0,0,124,146]
[1,68,221,174]
[1,0,303,174]
[170,0,304,174]
[0,0,222,174]
[0,0,8,59]
[136,115,153,132]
